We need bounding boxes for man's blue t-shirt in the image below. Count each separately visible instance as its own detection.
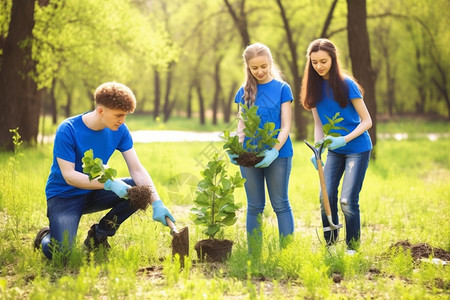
[235,79,293,158]
[45,113,133,199]
[316,77,372,154]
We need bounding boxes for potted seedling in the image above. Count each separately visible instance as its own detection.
[190,153,246,262]
[222,104,280,167]
[82,149,151,210]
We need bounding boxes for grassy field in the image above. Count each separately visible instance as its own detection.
[0,119,449,299]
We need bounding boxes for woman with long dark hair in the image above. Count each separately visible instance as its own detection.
[300,39,372,254]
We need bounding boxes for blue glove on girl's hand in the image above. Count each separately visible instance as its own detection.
[310,154,324,170]
[104,179,131,198]
[227,152,239,165]
[152,200,175,226]
[255,148,279,168]
[310,147,325,170]
[325,136,346,150]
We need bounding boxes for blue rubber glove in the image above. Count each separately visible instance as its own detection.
[310,147,325,170]
[104,179,131,198]
[255,148,279,168]
[227,152,239,165]
[152,200,175,226]
[310,153,324,170]
[325,136,346,150]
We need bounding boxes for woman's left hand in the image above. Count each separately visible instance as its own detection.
[255,148,279,168]
[325,136,346,150]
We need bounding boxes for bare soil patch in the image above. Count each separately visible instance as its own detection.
[390,240,450,262]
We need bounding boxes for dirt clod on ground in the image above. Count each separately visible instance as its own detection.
[128,185,152,211]
[237,152,263,167]
[390,240,450,261]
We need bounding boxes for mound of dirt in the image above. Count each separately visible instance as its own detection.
[390,240,450,262]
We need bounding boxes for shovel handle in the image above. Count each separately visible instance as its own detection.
[305,140,341,230]
[166,217,178,235]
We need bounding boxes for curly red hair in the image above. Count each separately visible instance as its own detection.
[94,82,136,113]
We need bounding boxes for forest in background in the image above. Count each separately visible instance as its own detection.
[0,0,448,150]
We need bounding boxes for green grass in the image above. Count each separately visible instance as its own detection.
[0,120,449,299]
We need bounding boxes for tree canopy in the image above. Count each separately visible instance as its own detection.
[0,0,448,150]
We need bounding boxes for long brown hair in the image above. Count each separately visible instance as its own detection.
[300,38,363,110]
[242,43,283,105]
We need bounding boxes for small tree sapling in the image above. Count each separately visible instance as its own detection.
[190,153,246,262]
[82,149,151,210]
[315,112,349,148]
[222,104,280,167]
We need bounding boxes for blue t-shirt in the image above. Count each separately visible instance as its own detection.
[235,79,293,157]
[316,77,372,154]
[45,113,133,199]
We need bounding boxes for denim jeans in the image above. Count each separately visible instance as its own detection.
[240,157,294,251]
[41,178,137,259]
[321,150,371,249]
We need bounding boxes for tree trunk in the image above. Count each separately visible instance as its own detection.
[212,56,224,125]
[196,81,206,125]
[275,0,307,140]
[320,0,339,38]
[0,0,38,150]
[187,84,193,119]
[50,78,58,124]
[223,0,251,48]
[163,64,174,122]
[346,0,377,152]
[224,81,238,123]
[153,69,161,120]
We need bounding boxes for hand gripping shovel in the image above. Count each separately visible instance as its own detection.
[166,217,189,265]
[304,140,343,232]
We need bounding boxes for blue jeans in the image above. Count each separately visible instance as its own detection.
[321,150,371,249]
[240,157,294,250]
[41,178,137,259]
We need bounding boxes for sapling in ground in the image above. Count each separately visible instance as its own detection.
[190,153,246,262]
[223,104,280,167]
[82,149,151,210]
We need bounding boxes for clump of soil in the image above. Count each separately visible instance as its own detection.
[172,227,189,263]
[195,239,233,262]
[390,240,450,262]
[237,152,263,167]
[127,185,152,211]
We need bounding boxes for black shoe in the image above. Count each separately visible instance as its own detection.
[84,224,111,251]
[34,227,50,250]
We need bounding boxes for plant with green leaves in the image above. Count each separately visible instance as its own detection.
[222,104,280,166]
[81,149,151,210]
[190,153,246,239]
[82,149,117,183]
[315,112,348,148]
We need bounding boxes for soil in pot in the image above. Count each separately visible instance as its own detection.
[237,152,263,167]
[127,185,152,210]
[195,239,233,262]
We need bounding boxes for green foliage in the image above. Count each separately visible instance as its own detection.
[81,149,117,183]
[315,112,349,148]
[32,0,180,90]
[190,153,246,239]
[223,104,280,155]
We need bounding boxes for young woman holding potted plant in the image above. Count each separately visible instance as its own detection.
[227,42,295,255]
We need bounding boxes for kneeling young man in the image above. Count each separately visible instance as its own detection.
[34,82,174,259]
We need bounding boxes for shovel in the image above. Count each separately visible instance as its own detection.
[304,140,343,232]
[166,217,189,263]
